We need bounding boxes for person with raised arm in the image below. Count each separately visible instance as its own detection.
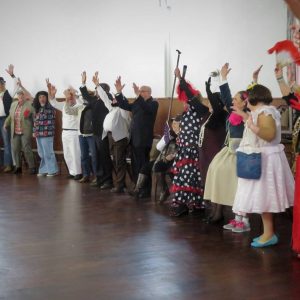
[4,78,36,174]
[0,64,19,172]
[80,71,112,189]
[114,76,158,188]
[93,72,131,193]
[204,63,249,229]
[47,80,82,180]
[32,84,58,177]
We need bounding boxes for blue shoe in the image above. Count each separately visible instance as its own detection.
[251,235,278,248]
[252,235,262,242]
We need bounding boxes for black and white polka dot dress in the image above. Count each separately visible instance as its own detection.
[170,105,202,210]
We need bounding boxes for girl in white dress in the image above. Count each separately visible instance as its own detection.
[232,84,294,248]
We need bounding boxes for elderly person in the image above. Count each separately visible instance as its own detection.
[47,81,82,180]
[115,77,158,185]
[0,64,19,172]
[4,81,36,174]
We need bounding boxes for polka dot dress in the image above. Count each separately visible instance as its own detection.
[171,107,203,211]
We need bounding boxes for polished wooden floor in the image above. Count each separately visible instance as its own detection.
[0,172,299,300]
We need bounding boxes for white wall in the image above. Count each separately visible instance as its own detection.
[1,0,287,97]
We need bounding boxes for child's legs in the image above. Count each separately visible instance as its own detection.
[260,212,274,242]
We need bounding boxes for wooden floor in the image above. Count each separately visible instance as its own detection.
[0,173,299,300]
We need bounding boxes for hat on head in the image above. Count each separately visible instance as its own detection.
[0,77,6,84]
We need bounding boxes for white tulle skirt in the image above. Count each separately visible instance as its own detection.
[233,144,295,214]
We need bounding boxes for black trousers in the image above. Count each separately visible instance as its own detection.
[94,135,113,184]
[131,146,151,183]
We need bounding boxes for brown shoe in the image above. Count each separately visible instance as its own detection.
[3,166,12,173]
[79,176,89,183]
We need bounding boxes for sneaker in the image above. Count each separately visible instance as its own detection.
[37,173,47,177]
[223,219,238,231]
[3,166,12,173]
[47,173,58,177]
[232,221,251,233]
[79,176,89,183]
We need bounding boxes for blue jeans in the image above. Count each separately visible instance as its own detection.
[79,135,97,177]
[36,136,58,174]
[0,117,12,166]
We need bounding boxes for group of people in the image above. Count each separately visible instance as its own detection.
[2,27,300,257]
[0,61,299,256]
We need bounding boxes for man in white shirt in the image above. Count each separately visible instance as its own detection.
[93,72,131,193]
[47,81,82,179]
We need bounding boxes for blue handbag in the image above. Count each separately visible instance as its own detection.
[236,151,262,180]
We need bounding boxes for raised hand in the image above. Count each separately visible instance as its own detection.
[220,63,231,80]
[252,65,263,83]
[47,80,57,99]
[205,77,211,93]
[81,71,87,85]
[92,71,100,86]
[115,76,125,93]
[274,64,283,80]
[174,67,181,79]
[132,82,140,96]
[5,64,14,77]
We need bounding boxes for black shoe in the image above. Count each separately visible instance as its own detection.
[66,174,75,179]
[13,167,22,174]
[169,201,189,217]
[29,168,36,175]
[100,182,113,190]
[111,187,125,193]
[73,174,83,180]
[138,190,151,198]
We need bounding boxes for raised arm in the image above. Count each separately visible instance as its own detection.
[46,79,64,111]
[175,68,208,115]
[274,65,291,97]
[93,71,113,111]
[79,71,96,103]
[114,76,132,111]
[252,65,263,84]
[17,78,33,101]
[219,63,233,112]
[205,77,223,114]
[5,64,19,97]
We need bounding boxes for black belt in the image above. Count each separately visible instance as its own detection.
[63,128,78,131]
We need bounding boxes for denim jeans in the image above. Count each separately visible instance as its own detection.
[36,136,58,174]
[79,135,97,177]
[0,117,12,166]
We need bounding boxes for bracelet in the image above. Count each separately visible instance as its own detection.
[276,76,284,81]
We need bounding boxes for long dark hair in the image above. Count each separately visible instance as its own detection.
[32,91,49,113]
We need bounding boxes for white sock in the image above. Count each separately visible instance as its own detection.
[235,215,242,221]
[242,216,249,225]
